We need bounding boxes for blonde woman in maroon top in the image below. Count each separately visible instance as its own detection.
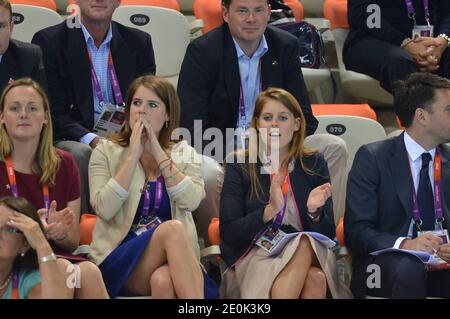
[0,78,108,298]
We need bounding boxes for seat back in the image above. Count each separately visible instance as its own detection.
[113,5,189,88]
[316,115,386,173]
[11,4,63,42]
[315,115,386,220]
[10,0,57,11]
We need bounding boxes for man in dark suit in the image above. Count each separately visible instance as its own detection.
[32,0,155,213]
[0,0,45,93]
[345,72,450,298]
[344,0,450,96]
[178,0,347,241]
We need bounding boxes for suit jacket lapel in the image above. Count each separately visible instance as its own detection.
[261,30,281,90]
[110,22,134,102]
[287,161,310,228]
[222,25,241,127]
[388,133,414,224]
[67,26,94,127]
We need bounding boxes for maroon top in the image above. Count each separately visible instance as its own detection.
[0,148,80,211]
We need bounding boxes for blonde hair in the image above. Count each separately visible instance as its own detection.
[239,87,317,200]
[110,75,180,149]
[0,78,60,186]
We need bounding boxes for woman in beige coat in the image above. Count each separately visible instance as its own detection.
[88,75,214,299]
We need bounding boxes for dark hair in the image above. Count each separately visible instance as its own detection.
[222,0,269,9]
[0,0,12,21]
[0,196,42,272]
[393,73,450,128]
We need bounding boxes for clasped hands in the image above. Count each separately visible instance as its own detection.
[403,36,448,72]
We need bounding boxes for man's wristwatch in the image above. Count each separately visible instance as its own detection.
[438,34,450,47]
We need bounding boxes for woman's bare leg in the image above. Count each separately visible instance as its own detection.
[123,220,203,298]
[271,236,318,298]
[299,266,327,299]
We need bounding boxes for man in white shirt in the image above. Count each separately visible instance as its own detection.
[345,72,450,298]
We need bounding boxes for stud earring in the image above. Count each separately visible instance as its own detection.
[20,252,25,257]
[165,121,168,128]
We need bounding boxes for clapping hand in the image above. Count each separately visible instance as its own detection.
[37,200,73,241]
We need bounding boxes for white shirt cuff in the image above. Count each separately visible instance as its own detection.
[394,237,409,249]
[80,133,98,145]
[107,178,129,199]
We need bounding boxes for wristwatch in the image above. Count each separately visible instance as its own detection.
[438,34,450,47]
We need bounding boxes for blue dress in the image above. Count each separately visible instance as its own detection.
[99,179,218,298]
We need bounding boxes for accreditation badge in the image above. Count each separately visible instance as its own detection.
[412,25,434,39]
[133,216,162,236]
[92,103,126,138]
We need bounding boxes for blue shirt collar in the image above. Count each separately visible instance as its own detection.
[80,22,113,48]
[232,35,268,59]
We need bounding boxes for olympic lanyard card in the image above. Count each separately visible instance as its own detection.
[133,216,162,237]
[256,229,337,257]
[92,104,126,138]
[412,25,434,39]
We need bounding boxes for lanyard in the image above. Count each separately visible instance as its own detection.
[269,173,290,233]
[5,157,50,215]
[410,149,443,230]
[405,0,430,25]
[141,175,164,221]
[88,50,124,107]
[238,62,262,129]
[11,271,19,299]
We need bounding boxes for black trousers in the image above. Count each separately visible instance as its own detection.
[363,252,450,299]
[344,37,450,94]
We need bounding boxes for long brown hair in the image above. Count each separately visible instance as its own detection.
[0,78,60,186]
[240,87,317,200]
[110,75,180,149]
[0,196,43,272]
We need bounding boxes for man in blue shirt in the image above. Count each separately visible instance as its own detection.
[178,0,347,240]
[32,0,156,213]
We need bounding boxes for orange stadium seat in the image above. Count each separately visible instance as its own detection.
[79,213,96,245]
[322,0,348,30]
[193,0,222,34]
[10,0,57,11]
[284,0,304,22]
[335,217,345,247]
[312,104,377,121]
